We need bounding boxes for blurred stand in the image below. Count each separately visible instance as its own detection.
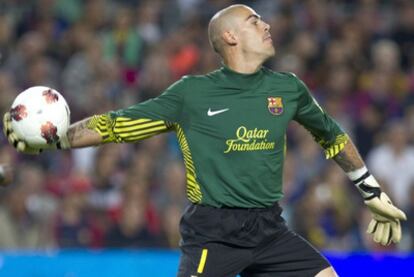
[0,164,12,187]
[0,0,414,252]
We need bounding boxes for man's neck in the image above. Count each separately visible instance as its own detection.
[222,52,264,74]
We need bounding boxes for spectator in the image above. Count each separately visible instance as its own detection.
[367,119,414,210]
[55,177,92,248]
[0,166,55,249]
[102,6,143,86]
[105,197,165,248]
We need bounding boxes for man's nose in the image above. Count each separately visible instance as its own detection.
[264,22,270,32]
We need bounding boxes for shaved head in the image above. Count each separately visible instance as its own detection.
[208,4,252,56]
[208,4,275,68]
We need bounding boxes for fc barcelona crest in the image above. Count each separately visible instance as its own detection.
[267,97,283,115]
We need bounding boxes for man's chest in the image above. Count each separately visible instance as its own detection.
[181,88,298,144]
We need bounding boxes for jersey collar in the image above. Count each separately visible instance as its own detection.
[220,63,265,86]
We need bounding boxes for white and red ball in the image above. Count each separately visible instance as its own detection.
[10,86,70,148]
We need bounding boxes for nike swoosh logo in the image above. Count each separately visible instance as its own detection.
[207,108,229,116]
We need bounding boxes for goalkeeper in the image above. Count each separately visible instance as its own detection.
[3,4,406,277]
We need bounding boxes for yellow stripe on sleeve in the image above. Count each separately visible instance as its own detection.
[324,134,349,159]
[88,114,173,143]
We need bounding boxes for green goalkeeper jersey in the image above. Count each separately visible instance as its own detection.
[91,65,347,208]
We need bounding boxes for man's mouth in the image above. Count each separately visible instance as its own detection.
[263,34,272,42]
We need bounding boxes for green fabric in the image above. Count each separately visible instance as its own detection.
[111,66,345,208]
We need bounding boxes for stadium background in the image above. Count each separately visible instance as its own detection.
[0,0,414,276]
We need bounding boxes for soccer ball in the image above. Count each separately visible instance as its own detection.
[10,86,70,148]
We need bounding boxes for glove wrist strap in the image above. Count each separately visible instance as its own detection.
[347,167,382,201]
[346,166,368,180]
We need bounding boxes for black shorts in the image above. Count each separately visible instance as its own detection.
[177,203,330,277]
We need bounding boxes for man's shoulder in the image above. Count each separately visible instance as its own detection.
[167,75,211,93]
[178,70,223,87]
[262,68,299,90]
[262,67,298,80]
[179,72,216,83]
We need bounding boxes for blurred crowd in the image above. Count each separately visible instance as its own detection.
[1,0,414,252]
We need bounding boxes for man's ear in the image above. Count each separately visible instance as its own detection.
[222,31,237,46]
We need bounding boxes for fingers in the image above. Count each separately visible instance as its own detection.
[380,203,407,221]
[381,222,391,246]
[367,219,377,234]
[390,220,402,243]
[373,222,384,244]
[7,130,19,148]
[392,208,407,221]
[3,114,23,149]
[368,218,402,245]
[2,112,11,137]
[8,131,26,152]
[16,141,27,152]
[371,221,391,246]
[2,112,41,155]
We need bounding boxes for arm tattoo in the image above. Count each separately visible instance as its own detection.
[333,140,365,172]
[67,117,102,148]
[67,119,89,144]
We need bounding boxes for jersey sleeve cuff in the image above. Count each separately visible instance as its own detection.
[87,114,119,143]
[318,133,349,159]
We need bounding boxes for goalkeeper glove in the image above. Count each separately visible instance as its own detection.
[350,169,407,246]
[2,112,70,155]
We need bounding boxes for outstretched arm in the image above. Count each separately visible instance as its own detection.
[67,114,173,148]
[3,113,102,152]
[4,76,185,152]
[3,112,173,153]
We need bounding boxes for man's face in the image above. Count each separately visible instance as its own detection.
[234,7,275,60]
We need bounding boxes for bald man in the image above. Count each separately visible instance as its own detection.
[3,4,406,277]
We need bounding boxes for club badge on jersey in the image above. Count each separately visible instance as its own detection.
[267,97,283,115]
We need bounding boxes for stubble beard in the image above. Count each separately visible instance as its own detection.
[262,45,276,63]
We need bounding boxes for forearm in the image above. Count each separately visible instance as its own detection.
[333,138,380,200]
[332,139,365,173]
[67,114,172,148]
[67,117,103,148]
